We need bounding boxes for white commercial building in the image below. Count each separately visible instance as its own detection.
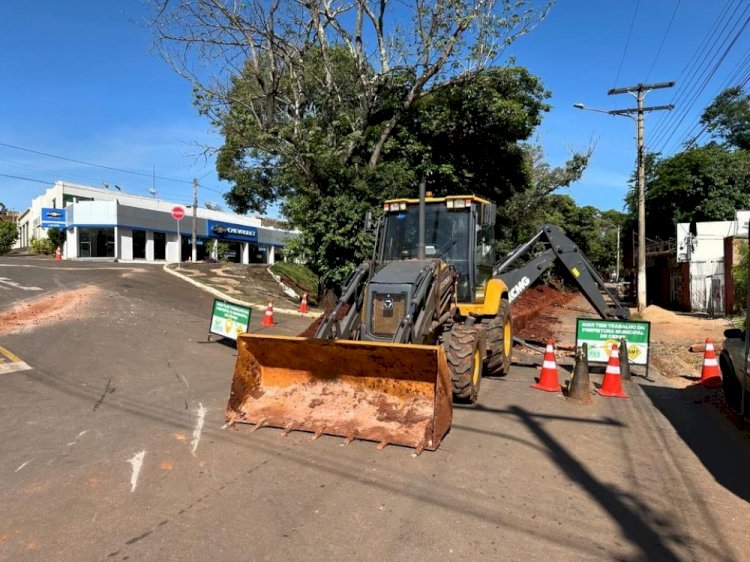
[15,181,297,264]
[675,210,749,313]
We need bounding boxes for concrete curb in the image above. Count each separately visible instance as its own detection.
[267,266,302,301]
[162,264,323,318]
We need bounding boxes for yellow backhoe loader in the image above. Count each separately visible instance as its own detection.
[226,194,628,451]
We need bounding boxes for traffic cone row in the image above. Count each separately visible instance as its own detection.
[298,293,309,314]
[698,338,722,388]
[531,339,562,392]
[261,301,275,327]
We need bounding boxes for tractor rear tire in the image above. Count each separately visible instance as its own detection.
[445,325,483,403]
[485,299,513,377]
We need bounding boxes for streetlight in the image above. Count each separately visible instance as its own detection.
[574,100,672,312]
[596,217,621,282]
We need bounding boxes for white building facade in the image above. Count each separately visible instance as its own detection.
[675,211,749,313]
[15,181,297,264]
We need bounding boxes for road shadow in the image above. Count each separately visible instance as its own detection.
[641,383,750,503]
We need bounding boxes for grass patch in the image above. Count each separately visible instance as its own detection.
[270,262,319,304]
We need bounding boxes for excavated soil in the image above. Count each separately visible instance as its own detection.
[513,284,577,342]
[0,286,101,334]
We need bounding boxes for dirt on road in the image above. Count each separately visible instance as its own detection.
[0,286,101,334]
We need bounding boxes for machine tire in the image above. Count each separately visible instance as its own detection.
[445,325,483,403]
[485,299,513,377]
[720,350,744,411]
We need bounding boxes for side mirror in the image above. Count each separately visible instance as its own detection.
[724,328,742,339]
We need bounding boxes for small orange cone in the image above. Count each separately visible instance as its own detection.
[55,246,62,261]
[597,344,628,398]
[697,338,722,388]
[261,302,275,327]
[531,339,562,392]
[299,294,309,314]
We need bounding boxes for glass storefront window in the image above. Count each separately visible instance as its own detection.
[78,228,114,258]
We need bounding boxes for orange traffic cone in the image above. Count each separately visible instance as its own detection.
[531,339,562,392]
[261,302,275,327]
[597,344,628,398]
[55,246,62,261]
[299,294,309,314]
[697,338,722,388]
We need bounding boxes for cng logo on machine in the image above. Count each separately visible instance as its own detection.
[508,276,530,302]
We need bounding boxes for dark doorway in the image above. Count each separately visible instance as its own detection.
[154,232,166,260]
[133,230,146,259]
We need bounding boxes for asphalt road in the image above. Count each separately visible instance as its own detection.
[0,256,748,561]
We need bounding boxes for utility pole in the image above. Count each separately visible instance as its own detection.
[607,81,675,313]
[192,178,198,262]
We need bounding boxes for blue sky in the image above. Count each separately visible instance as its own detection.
[0,0,747,216]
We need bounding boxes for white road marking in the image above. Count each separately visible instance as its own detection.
[127,450,146,493]
[15,460,31,472]
[67,430,90,447]
[0,277,42,291]
[191,403,207,455]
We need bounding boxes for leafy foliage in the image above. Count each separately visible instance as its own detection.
[627,145,750,241]
[47,228,66,250]
[30,236,54,255]
[699,86,750,150]
[0,220,17,255]
[733,242,749,313]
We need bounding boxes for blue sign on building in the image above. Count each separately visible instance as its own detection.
[206,219,258,243]
[41,208,66,228]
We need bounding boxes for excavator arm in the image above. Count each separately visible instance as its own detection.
[494,224,630,320]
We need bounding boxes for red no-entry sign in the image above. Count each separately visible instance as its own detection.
[171,206,185,220]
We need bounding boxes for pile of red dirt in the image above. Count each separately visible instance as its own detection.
[0,286,101,334]
[513,284,577,342]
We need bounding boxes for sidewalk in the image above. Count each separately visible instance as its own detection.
[164,262,321,337]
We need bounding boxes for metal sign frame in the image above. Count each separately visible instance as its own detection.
[575,317,651,378]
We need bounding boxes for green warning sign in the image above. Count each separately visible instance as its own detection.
[210,299,251,340]
[576,318,650,366]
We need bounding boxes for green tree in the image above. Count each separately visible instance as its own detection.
[152,0,561,286]
[47,228,65,250]
[627,146,750,241]
[698,86,750,150]
[0,221,18,255]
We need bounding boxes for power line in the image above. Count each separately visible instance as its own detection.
[650,1,748,149]
[656,13,750,153]
[0,173,50,185]
[650,0,740,139]
[0,141,194,185]
[644,0,681,83]
[613,0,641,88]
[0,172,192,205]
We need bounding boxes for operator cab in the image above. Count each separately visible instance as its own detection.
[379,195,496,303]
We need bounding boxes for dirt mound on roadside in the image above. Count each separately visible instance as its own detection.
[641,305,680,322]
[0,286,101,334]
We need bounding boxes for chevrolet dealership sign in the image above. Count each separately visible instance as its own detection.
[206,219,257,242]
[41,208,66,228]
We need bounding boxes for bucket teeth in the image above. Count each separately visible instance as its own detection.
[377,440,389,450]
[344,434,355,445]
[281,423,296,437]
[311,426,327,440]
[250,417,268,432]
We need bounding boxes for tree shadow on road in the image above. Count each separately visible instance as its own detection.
[641,383,750,503]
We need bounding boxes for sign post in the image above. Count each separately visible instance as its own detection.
[171,206,185,268]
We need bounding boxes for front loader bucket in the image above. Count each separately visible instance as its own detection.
[226,335,453,451]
